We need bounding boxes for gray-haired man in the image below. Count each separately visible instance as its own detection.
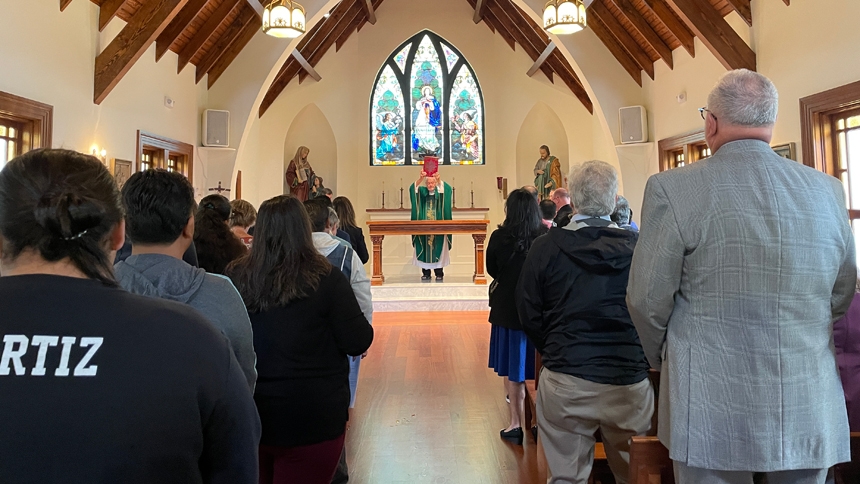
[518,160,653,484]
[628,69,856,483]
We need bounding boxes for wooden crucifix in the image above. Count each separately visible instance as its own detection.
[208,181,231,195]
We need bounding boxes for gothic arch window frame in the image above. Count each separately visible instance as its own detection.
[370,30,485,166]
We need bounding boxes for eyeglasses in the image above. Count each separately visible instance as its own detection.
[699,107,717,121]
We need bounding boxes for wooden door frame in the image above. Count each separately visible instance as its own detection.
[136,130,194,180]
[800,80,860,172]
[0,91,53,150]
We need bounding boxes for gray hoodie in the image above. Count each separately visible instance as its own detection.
[115,254,257,392]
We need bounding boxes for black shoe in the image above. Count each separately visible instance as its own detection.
[500,427,524,445]
[531,425,538,442]
[421,269,431,282]
[421,275,431,282]
[435,275,444,282]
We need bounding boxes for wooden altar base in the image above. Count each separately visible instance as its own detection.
[367,219,489,286]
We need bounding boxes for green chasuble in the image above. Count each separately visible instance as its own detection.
[410,182,453,264]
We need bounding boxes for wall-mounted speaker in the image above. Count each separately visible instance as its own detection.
[202,109,230,147]
[619,105,648,144]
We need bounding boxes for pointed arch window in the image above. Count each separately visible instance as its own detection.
[371,31,485,166]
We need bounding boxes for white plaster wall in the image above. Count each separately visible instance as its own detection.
[0,0,208,194]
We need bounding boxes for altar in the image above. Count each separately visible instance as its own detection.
[367,208,489,286]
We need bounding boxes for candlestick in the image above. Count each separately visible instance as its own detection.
[470,185,475,209]
[452,177,456,208]
[382,181,386,209]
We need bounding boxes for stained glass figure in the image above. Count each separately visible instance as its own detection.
[441,43,459,73]
[394,43,411,73]
[410,35,444,163]
[371,65,406,165]
[449,65,482,165]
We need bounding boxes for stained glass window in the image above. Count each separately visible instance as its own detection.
[371,65,406,165]
[369,30,484,166]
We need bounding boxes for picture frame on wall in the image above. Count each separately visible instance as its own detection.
[772,142,797,161]
[110,158,134,188]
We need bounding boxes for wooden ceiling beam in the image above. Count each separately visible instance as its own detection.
[642,0,695,57]
[99,0,129,31]
[60,0,73,12]
[545,52,593,113]
[473,0,487,23]
[724,0,752,26]
[94,0,188,104]
[207,15,259,88]
[782,0,790,5]
[665,0,756,71]
[155,0,209,62]
[612,0,674,69]
[335,9,366,52]
[485,0,554,81]
[484,10,514,48]
[527,42,555,77]
[259,59,301,117]
[295,0,356,65]
[294,50,322,82]
[304,2,361,67]
[589,1,655,79]
[195,6,256,83]
[177,0,242,73]
[588,12,643,86]
[359,0,377,24]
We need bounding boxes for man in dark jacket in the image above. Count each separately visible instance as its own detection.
[517,160,653,484]
[550,188,573,228]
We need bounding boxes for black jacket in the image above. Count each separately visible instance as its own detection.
[553,204,573,228]
[342,225,370,264]
[486,226,538,330]
[516,222,650,385]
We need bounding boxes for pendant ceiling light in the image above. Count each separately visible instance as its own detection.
[543,0,587,35]
[262,0,306,39]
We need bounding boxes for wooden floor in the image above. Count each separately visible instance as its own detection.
[344,311,546,484]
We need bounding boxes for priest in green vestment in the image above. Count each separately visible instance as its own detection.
[410,170,453,281]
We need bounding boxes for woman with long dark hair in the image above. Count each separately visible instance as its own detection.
[194,194,247,274]
[226,195,373,484]
[0,149,260,482]
[332,196,369,264]
[486,188,543,445]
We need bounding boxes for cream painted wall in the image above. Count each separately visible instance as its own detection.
[238,0,603,276]
[0,0,208,194]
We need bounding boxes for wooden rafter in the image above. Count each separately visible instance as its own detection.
[293,50,322,82]
[155,0,208,62]
[782,0,789,5]
[473,0,487,23]
[482,9,515,49]
[99,0,129,31]
[665,0,755,71]
[60,0,73,12]
[527,42,555,77]
[641,0,695,57]
[545,51,593,113]
[724,0,752,26]
[302,6,362,81]
[94,0,188,104]
[335,10,366,52]
[485,0,554,82]
[195,6,257,83]
[360,0,377,24]
[611,0,674,69]
[207,15,259,88]
[589,1,655,80]
[588,12,643,86]
[177,0,242,73]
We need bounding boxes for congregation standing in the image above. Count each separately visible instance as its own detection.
[0,68,858,484]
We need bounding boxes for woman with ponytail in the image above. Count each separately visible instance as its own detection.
[0,149,260,483]
[194,194,248,274]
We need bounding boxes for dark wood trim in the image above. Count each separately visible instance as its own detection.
[235,170,242,200]
[155,0,209,62]
[724,0,752,26]
[642,0,695,58]
[94,0,188,104]
[332,8,366,54]
[0,91,54,150]
[360,0,376,24]
[99,0,129,32]
[137,130,194,180]
[658,129,705,171]
[665,0,755,71]
[207,16,260,88]
[612,0,674,69]
[473,0,487,23]
[177,0,241,73]
[782,0,790,5]
[195,6,257,83]
[60,0,74,11]
[589,1,655,80]
[799,80,860,171]
[588,13,643,86]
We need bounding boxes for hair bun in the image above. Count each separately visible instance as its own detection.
[35,192,106,241]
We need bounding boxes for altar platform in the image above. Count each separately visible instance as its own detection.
[370,274,490,312]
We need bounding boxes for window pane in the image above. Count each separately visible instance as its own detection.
[842,171,851,209]
[371,65,406,166]
[449,64,482,165]
[441,43,459,72]
[0,126,6,137]
[410,35,444,164]
[848,115,860,129]
[8,127,15,138]
[8,140,15,160]
[838,118,846,130]
[848,129,860,209]
[840,131,848,171]
[0,139,7,168]
[393,43,411,74]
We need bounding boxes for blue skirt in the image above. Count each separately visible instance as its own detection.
[488,325,536,383]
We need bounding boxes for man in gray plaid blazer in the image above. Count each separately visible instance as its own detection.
[627,69,856,484]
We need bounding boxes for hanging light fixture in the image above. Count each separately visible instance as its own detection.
[262,0,306,39]
[543,0,587,35]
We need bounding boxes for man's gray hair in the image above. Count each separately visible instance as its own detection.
[568,160,618,217]
[707,69,778,127]
[327,207,339,230]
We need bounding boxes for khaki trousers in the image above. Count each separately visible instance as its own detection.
[674,462,832,484]
[536,368,654,484]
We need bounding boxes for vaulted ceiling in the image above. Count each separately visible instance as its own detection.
[58,0,789,108]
